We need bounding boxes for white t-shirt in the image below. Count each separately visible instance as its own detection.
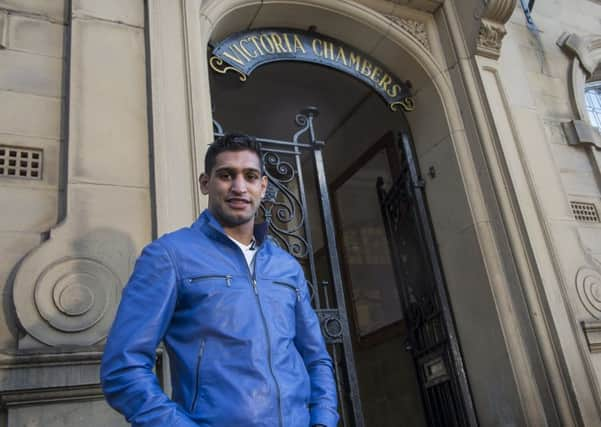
[228,235,257,273]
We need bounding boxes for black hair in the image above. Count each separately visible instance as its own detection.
[205,133,263,175]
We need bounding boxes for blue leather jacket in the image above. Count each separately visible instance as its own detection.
[100,210,339,427]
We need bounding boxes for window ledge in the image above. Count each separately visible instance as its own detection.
[562,120,601,149]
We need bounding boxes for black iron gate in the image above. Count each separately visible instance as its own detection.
[377,132,478,427]
[214,107,364,427]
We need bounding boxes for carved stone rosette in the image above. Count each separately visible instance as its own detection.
[476,0,518,59]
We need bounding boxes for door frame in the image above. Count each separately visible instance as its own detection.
[148,0,567,423]
[330,131,406,348]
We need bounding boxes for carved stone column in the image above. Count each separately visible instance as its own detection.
[476,0,518,59]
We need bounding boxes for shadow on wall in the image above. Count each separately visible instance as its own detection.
[7,227,138,352]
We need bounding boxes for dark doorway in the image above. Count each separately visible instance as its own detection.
[209,57,475,426]
[331,132,428,427]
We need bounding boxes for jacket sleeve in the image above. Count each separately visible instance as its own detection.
[293,265,340,427]
[100,240,196,427]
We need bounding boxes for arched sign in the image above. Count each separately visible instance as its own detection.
[209,28,415,112]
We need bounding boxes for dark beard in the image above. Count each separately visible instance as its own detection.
[210,205,256,228]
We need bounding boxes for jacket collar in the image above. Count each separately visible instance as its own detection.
[192,209,269,245]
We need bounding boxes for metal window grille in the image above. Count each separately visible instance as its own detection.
[571,201,601,223]
[0,146,42,179]
[585,84,601,129]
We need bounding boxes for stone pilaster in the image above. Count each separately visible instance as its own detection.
[1,1,153,425]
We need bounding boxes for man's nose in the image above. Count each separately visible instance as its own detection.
[230,174,247,193]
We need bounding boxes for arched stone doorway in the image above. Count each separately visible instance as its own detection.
[187,1,530,425]
[209,56,436,426]
[147,0,558,425]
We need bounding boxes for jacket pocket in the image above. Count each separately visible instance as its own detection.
[187,274,233,287]
[190,338,206,413]
[273,280,301,302]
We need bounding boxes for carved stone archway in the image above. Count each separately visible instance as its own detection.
[150,0,561,424]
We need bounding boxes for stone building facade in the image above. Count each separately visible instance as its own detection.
[1,0,601,425]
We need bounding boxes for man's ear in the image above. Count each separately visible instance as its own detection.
[199,173,210,195]
[260,175,268,198]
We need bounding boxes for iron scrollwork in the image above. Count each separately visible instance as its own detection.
[376,174,412,235]
[214,107,365,426]
[377,132,478,426]
[259,152,310,259]
[317,309,344,344]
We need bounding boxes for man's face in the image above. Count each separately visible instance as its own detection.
[199,150,267,229]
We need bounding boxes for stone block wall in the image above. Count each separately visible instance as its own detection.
[503,0,601,214]
[481,0,601,422]
[504,0,601,325]
[0,1,151,425]
[0,0,66,354]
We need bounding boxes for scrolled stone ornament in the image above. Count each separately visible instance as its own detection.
[14,257,121,347]
[576,266,601,319]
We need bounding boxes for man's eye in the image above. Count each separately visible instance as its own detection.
[218,173,231,180]
[246,173,259,181]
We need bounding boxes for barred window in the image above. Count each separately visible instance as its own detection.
[585,83,601,129]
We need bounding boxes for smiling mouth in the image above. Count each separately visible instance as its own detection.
[226,198,251,208]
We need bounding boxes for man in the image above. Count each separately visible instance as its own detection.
[100,133,338,427]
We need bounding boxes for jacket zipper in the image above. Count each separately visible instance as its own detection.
[273,280,301,302]
[247,250,284,427]
[187,274,232,287]
[190,338,206,412]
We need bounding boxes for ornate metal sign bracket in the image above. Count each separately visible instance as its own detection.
[209,28,415,113]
